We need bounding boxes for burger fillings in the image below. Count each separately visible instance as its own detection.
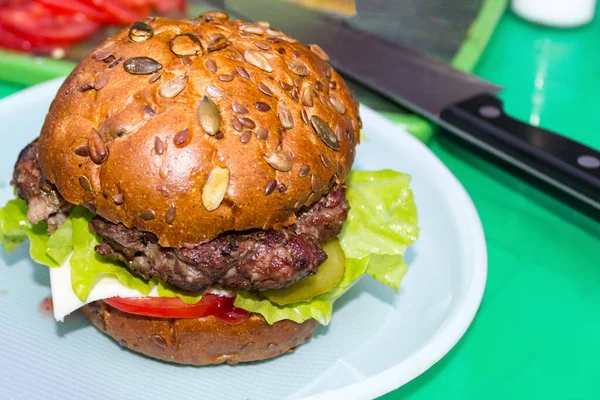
[0,13,419,365]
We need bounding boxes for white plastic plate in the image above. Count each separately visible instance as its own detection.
[0,79,486,400]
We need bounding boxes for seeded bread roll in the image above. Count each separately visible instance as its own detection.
[38,13,360,247]
[82,301,317,365]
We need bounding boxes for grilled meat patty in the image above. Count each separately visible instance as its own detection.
[12,140,350,292]
[93,187,349,292]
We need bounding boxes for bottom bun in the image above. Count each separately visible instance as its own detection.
[82,301,317,365]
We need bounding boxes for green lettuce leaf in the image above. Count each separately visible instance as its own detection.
[46,218,73,265]
[69,206,153,301]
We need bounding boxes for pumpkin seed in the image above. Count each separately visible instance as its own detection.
[309,44,329,60]
[89,128,108,164]
[265,150,293,172]
[278,102,294,129]
[244,49,272,72]
[310,116,340,151]
[196,96,221,135]
[129,21,153,42]
[202,167,230,211]
[124,57,162,75]
[158,76,188,99]
[170,34,203,56]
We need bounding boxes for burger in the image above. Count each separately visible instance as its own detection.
[0,12,419,365]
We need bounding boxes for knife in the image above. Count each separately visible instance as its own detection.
[219,0,600,211]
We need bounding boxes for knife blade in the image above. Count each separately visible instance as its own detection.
[222,0,600,211]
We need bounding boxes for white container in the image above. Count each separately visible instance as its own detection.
[512,0,597,27]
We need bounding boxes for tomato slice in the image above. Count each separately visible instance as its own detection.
[86,0,149,24]
[0,1,100,44]
[0,16,56,52]
[104,294,250,325]
[35,0,116,24]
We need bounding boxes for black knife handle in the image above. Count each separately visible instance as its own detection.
[440,94,600,208]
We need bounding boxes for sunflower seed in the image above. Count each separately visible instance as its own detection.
[89,128,108,164]
[244,49,272,72]
[330,94,346,114]
[299,165,310,177]
[165,204,176,224]
[94,48,113,61]
[309,44,329,60]
[196,96,221,135]
[199,11,229,22]
[79,176,92,191]
[206,34,228,52]
[218,74,234,82]
[280,35,297,43]
[234,66,250,79]
[140,209,155,221]
[257,21,270,28]
[232,103,249,114]
[149,70,162,83]
[141,105,155,117]
[94,75,109,90]
[215,131,225,140]
[124,57,162,75]
[238,117,256,129]
[330,80,337,90]
[84,202,96,213]
[158,76,188,99]
[174,129,189,145]
[301,109,309,124]
[277,183,287,193]
[279,81,293,91]
[238,32,254,39]
[319,94,330,109]
[315,81,323,91]
[170,34,203,56]
[258,82,273,96]
[265,179,277,195]
[257,128,268,140]
[276,47,286,54]
[205,59,217,73]
[224,47,244,61]
[310,116,340,151]
[291,88,299,102]
[301,87,315,107]
[288,60,309,76]
[202,167,230,211]
[240,131,252,143]
[266,28,282,36]
[113,193,124,205]
[206,84,223,98]
[74,146,89,157]
[320,153,331,168]
[239,25,264,35]
[129,21,153,42]
[310,174,320,192]
[231,117,243,132]
[255,41,271,50]
[265,150,293,172]
[254,102,271,112]
[154,137,164,155]
[277,102,294,129]
[266,37,281,43]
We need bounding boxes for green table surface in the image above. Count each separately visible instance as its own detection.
[1,9,599,400]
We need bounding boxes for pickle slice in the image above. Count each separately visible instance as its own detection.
[263,239,345,305]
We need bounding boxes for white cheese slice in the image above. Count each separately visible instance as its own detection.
[50,253,233,321]
[49,253,158,322]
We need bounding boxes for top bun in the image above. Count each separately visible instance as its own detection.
[38,13,360,247]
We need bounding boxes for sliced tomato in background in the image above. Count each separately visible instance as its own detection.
[104,294,250,325]
[0,20,56,52]
[35,0,116,24]
[86,0,149,24]
[0,0,100,44]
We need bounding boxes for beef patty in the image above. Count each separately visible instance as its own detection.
[12,140,350,293]
[93,187,349,292]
